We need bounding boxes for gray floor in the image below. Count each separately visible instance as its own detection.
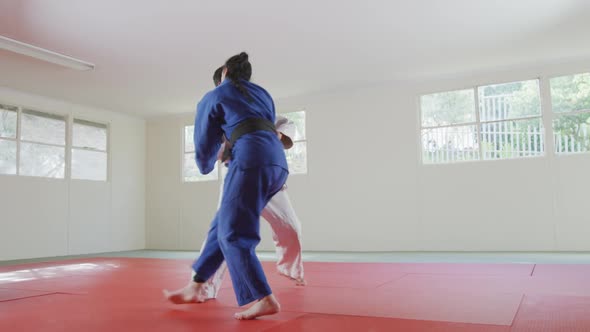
[3,250,590,267]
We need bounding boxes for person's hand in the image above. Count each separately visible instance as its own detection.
[216,142,226,161]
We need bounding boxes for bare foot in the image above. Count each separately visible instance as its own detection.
[234,295,280,320]
[279,272,307,286]
[294,277,307,286]
[163,282,205,304]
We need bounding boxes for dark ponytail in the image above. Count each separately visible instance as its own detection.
[224,52,253,101]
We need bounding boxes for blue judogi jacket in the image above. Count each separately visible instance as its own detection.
[193,79,288,174]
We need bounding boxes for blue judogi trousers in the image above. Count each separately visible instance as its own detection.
[192,162,288,306]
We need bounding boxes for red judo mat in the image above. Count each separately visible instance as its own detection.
[0,288,57,302]
[1,257,590,331]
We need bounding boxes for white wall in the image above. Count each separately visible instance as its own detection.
[0,87,146,260]
[145,58,590,252]
[411,58,590,251]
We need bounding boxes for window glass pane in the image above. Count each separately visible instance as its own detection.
[21,110,66,145]
[281,111,306,141]
[0,105,17,139]
[20,142,65,178]
[73,120,107,150]
[183,152,218,182]
[553,113,590,154]
[72,149,107,181]
[481,118,544,160]
[421,125,479,164]
[184,125,195,152]
[0,139,17,175]
[421,89,475,127]
[285,141,307,174]
[550,73,590,114]
[478,80,541,121]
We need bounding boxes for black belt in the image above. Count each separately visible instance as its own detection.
[221,118,276,162]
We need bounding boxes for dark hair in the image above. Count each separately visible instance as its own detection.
[213,66,223,86]
[224,52,252,101]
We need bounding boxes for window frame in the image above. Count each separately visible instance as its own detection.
[0,104,19,175]
[0,101,110,181]
[181,124,219,183]
[70,118,110,182]
[549,72,590,156]
[419,78,546,165]
[18,107,68,179]
[280,110,308,175]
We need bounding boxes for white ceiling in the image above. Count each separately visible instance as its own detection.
[1,0,590,117]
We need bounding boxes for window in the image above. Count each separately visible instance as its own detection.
[72,119,108,181]
[550,72,590,154]
[19,109,66,178]
[183,125,218,182]
[281,111,307,174]
[420,80,544,164]
[478,80,543,160]
[0,104,111,180]
[0,104,18,175]
[421,89,479,163]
